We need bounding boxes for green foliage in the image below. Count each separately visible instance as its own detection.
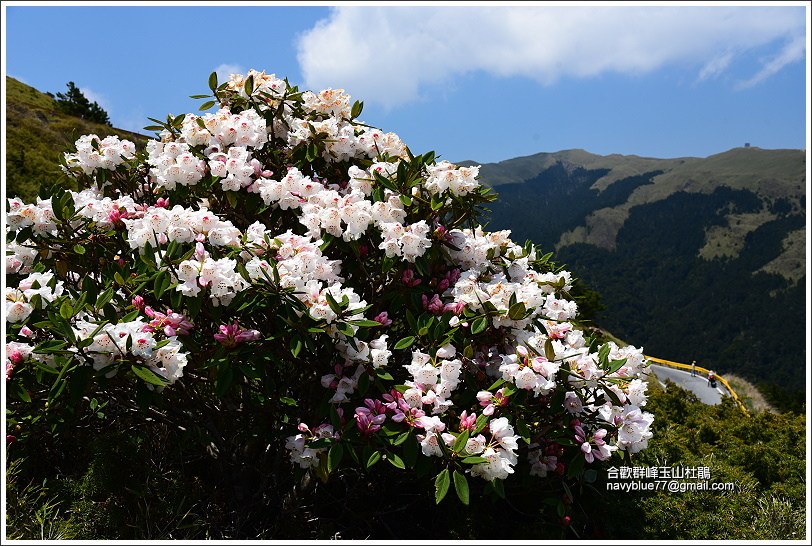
[7,377,804,539]
[553,188,806,394]
[580,380,806,540]
[54,81,111,125]
[6,75,58,110]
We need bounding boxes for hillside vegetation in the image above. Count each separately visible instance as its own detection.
[471,148,806,408]
[5,76,151,202]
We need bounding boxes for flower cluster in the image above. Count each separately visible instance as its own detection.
[62,134,136,175]
[285,422,341,469]
[6,272,65,323]
[5,68,654,508]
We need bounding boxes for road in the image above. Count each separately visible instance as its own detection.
[646,364,730,405]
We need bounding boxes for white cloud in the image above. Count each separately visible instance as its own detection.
[214,63,246,84]
[79,87,112,113]
[698,51,735,82]
[735,34,807,90]
[296,6,806,108]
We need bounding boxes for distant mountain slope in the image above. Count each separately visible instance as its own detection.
[5,76,151,202]
[466,148,806,394]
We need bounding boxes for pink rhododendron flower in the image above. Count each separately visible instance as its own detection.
[373,311,392,326]
[213,321,261,348]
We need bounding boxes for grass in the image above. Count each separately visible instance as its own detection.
[5,76,152,203]
[755,228,806,285]
[723,373,776,414]
[6,75,58,110]
[698,209,778,260]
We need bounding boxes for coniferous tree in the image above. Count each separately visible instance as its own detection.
[54,81,111,125]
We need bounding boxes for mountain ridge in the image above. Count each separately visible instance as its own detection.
[468,146,806,394]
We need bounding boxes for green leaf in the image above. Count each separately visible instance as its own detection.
[470,317,488,335]
[327,443,344,473]
[290,334,304,358]
[153,270,171,300]
[59,300,73,320]
[567,451,586,478]
[208,71,218,92]
[376,370,393,381]
[434,469,450,504]
[453,470,470,505]
[607,357,628,374]
[473,413,489,434]
[199,100,216,111]
[453,429,470,454]
[544,338,556,361]
[215,366,234,398]
[348,319,383,328]
[387,452,406,470]
[324,291,343,315]
[461,456,489,464]
[402,433,418,468]
[598,343,611,366]
[120,309,140,322]
[394,336,415,350]
[244,74,254,96]
[366,450,382,469]
[8,382,31,402]
[350,99,364,119]
[508,301,527,320]
[96,287,114,310]
[562,480,574,504]
[501,383,517,398]
[307,438,334,450]
[73,243,86,255]
[491,478,506,499]
[405,309,418,332]
[516,419,531,444]
[131,365,168,386]
[33,340,67,354]
[357,371,370,396]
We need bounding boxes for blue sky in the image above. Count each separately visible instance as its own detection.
[3,2,809,164]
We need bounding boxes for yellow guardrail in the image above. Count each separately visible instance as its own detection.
[644,355,748,414]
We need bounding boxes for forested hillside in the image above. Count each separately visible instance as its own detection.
[470,149,806,409]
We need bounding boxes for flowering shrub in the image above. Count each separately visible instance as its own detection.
[5,69,653,513]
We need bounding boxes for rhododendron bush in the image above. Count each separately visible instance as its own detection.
[5,70,653,513]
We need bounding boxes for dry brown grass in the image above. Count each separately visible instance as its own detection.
[723,373,776,414]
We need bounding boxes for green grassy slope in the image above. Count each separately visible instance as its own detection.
[5,76,152,202]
